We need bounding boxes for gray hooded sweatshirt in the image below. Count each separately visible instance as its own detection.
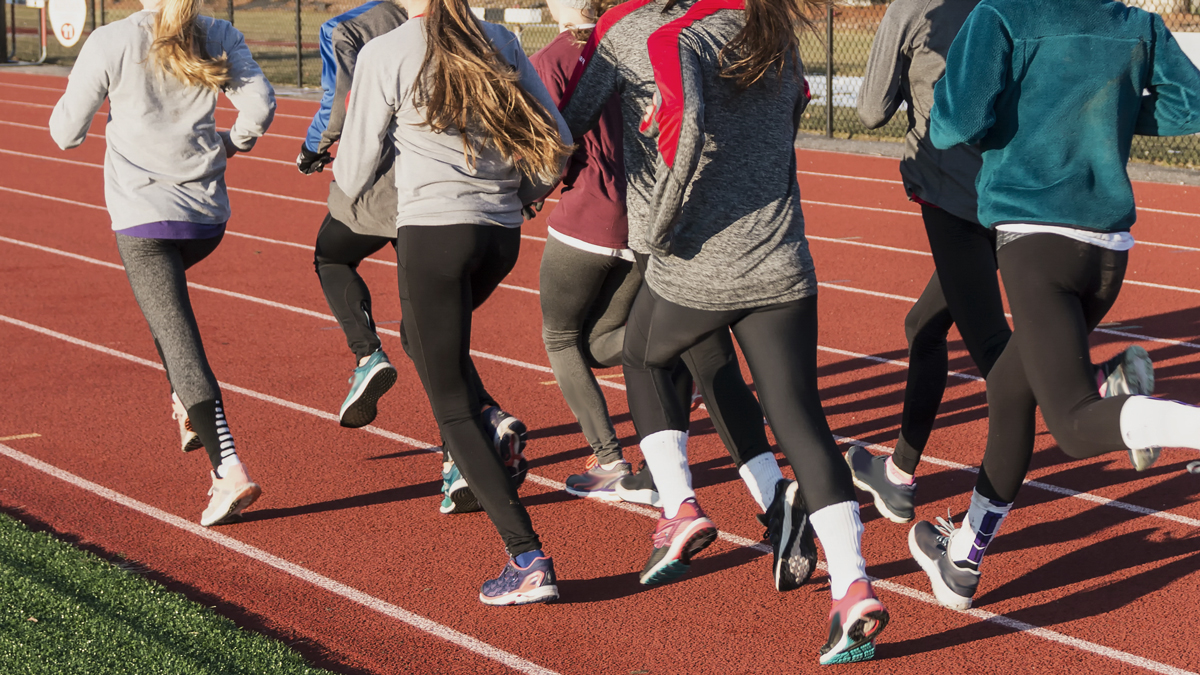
[857,0,982,224]
[49,11,275,230]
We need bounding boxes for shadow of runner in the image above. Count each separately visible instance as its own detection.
[554,545,766,605]
[239,481,442,523]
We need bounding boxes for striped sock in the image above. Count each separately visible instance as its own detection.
[948,490,1012,570]
[187,399,241,476]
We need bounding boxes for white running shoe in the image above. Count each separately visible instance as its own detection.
[200,464,262,527]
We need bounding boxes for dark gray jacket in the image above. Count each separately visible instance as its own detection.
[325,1,407,237]
[857,0,982,224]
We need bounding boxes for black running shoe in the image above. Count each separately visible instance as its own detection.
[758,479,817,591]
[615,460,662,507]
[847,445,915,524]
[908,519,978,610]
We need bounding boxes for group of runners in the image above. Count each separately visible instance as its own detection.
[48,0,1200,664]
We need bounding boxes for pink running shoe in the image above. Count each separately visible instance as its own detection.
[171,393,204,453]
[638,498,718,586]
[200,464,262,527]
[819,579,889,665]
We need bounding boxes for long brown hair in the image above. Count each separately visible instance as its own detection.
[568,0,623,44]
[414,0,571,183]
[719,0,827,89]
[150,0,230,90]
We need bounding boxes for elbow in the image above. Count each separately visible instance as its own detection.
[856,106,887,131]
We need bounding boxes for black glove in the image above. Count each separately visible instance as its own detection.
[521,200,545,221]
[296,144,332,175]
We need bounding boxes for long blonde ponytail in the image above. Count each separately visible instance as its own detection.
[150,0,230,90]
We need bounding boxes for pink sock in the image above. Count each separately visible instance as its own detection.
[885,456,915,486]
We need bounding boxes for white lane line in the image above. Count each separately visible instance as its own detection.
[808,234,931,257]
[6,233,1197,530]
[0,441,558,675]
[0,316,1194,675]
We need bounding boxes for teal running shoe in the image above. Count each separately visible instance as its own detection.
[440,461,481,514]
[339,350,397,429]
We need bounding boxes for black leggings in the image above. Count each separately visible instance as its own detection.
[631,254,772,469]
[977,234,1130,504]
[314,214,498,419]
[623,286,855,513]
[893,206,1012,475]
[396,223,540,556]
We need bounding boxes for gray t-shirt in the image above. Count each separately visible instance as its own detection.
[49,11,275,230]
[334,18,572,229]
[857,0,982,224]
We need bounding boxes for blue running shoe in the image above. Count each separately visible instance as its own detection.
[339,350,397,429]
[439,461,481,514]
[479,552,559,606]
[483,406,529,488]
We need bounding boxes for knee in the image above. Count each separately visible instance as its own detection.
[905,305,950,354]
[542,325,580,354]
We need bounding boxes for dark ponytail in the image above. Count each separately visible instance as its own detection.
[719,0,828,89]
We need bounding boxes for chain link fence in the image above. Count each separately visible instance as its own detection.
[7,0,1200,166]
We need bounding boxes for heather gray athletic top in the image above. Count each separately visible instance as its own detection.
[335,18,573,228]
[857,0,982,224]
[641,2,816,310]
[49,11,275,230]
[559,0,696,256]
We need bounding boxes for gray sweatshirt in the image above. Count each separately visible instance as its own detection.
[641,5,816,311]
[322,1,407,238]
[857,0,981,224]
[334,18,573,228]
[49,11,275,230]
[560,0,696,255]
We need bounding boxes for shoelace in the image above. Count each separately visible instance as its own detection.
[933,509,958,554]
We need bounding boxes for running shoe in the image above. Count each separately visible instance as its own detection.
[339,350,398,429]
[690,384,703,412]
[479,553,559,606]
[818,579,889,665]
[1097,345,1161,471]
[759,479,817,592]
[484,406,529,488]
[908,518,978,610]
[171,392,204,453]
[615,460,662,507]
[200,464,262,527]
[847,446,915,524]
[639,498,718,586]
[439,461,481,514]
[565,456,631,501]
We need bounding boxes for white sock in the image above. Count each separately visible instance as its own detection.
[737,453,784,512]
[1121,395,1200,450]
[808,501,867,600]
[640,430,693,518]
[947,490,1012,569]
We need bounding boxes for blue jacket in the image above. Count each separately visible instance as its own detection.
[931,0,1200,231]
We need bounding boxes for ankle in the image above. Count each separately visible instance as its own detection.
[885,456,915,485]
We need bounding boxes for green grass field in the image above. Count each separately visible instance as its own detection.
[0,512,335,675]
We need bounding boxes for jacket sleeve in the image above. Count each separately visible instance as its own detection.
[333,39,397,201]
[49,31,110,150]
[645,43,704,257]
[220,24,276,151]
[929,4,1011,150]
[560,34,622,141]
[857,0,913,129]
[305,20,339,153]
[1135,14,1200,137]
[320,29,363,153]
[506,37,574,204]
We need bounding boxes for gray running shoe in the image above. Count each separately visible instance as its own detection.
[565,458,631,501]
[1098,345,1161,471]
[847,446,915,524]
[908,519,978,610]
[615,460,662,507]
[759,479,817,591]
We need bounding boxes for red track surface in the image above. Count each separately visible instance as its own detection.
[2,72,1199,674]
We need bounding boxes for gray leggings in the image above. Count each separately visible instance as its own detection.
[115,233,223,409]
[539,235,641,464]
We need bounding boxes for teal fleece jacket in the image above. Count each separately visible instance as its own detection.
[930,0,1200,232]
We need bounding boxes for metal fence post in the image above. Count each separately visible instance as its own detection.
[0,0,6,64]
[295,0,302,86]
[825,2,833,138]
[100,0,105,26]
[228,0,233,25]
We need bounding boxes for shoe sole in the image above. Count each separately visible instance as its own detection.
[847,450,913,525]
[639,519,718,586]
[440,481,481,514]
[775,482,816,591]
[201,483,262,527]
[182,433,204,453]
[819,602,889,665]
[1115,345,1155,397]
[564,486,624,502]
[615,484,662,508]
[908,524,973,610]
[478,584,559,606]
[339,365,397,429]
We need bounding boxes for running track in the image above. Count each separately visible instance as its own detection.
[1,73,1199,674]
